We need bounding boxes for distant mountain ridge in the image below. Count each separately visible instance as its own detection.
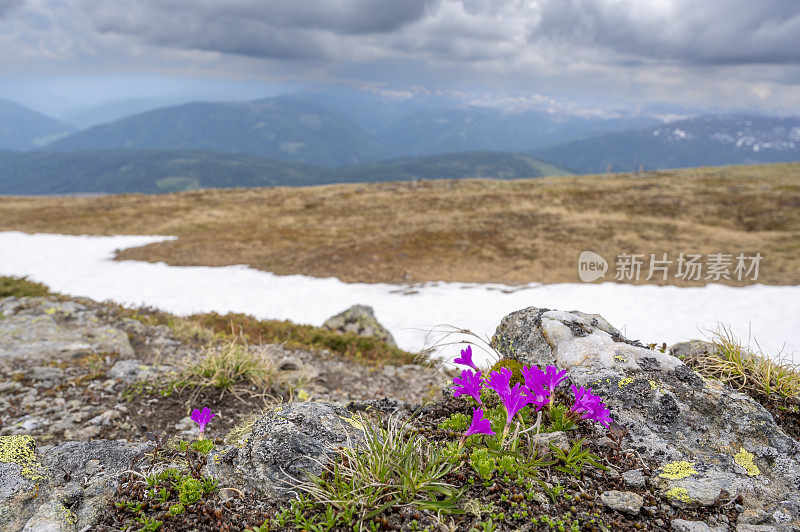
[530,114,800,174]
[0,149,568,195]
[44,97,392,168]
[0,99,74,150]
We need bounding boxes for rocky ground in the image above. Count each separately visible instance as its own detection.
[2,294,799,531]
[0,296,448,444]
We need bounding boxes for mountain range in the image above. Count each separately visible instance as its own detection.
[531,115,800,174]
[0,89,799,194]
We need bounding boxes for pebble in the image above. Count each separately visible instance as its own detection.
[671,519,725,532]
[600,490,643,515]
[622,468,646,488]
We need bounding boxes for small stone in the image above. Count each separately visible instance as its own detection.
[670,519,719,532]
[600,490,643,515]
[533,431,570,451]
[623,468,646,488]
[0,381,22,394]
[28,366,64,381]
[736,525,782,532]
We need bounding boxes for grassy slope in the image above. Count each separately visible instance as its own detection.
[0,163,798,286]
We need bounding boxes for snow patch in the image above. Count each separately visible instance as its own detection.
[0,232,797,365]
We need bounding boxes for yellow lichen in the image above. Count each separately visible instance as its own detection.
[295,389,311,401]
[614,354,628,363]
[339,414,368,433]
[666,487,693,503]
[658,461,698,480]
[0,435,46,484]
[55,503,76,526]
[734,448,760,476]
[618,377,634,387]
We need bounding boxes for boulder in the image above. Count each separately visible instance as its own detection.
[0,436,146,532]
[0,298,134,360]
[492,307,800,528]
[323,304,396,346]
[205,402,367,499]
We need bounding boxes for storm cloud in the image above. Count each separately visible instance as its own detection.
[76,0,800,67]
[533,0,800,66]
[4,0,800,114]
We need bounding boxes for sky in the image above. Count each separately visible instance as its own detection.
[2,0,800,118]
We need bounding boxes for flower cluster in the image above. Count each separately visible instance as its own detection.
[451,345,612,444]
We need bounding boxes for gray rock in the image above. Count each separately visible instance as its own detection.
[622,468,646,488]
[206,402,367,499]
[671,519,725,532]
[736,525,786,532]
[107,359,161,381]
[0,298,134,361]
[600,490,643,515]
[669,340,715,361]
[0,436,146,532]
[28,366,65,382]
[0,435,50,531]
[493,307,800,525]
[41,440,146,531]
[534,431,571,451]
[323,305,396,346]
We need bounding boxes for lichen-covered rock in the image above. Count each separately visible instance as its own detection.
[0,435,50,531]
[493,307,800,528]
[0,436,146,532]
[206,402,367,499]
[0,297,134,360]
[323,304,396,346]
[41,440,147,531]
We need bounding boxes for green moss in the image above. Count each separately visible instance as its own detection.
[0,276,51,298]
[488,358,526,387]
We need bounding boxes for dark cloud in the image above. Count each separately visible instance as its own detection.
[533,0,800,66]
[83,0,437,60]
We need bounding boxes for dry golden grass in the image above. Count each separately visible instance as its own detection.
[681,327,800,401]
[1,163,799,286]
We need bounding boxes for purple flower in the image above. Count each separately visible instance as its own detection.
[452,369,483,404]
[570,385,612,427]
[454,345,479,371]
[521,365,547,391]
[543,365,569,393]
[190,407,216,438]
[592,404,613,428]
[464,408,495,439]
[525,382,551,411]
[499,384,531,424]
[485,367,513,398]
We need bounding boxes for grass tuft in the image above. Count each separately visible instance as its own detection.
[182,338,275,392]
[689,327,800,400]
[0,275,52,298]
[296,414,461,522]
